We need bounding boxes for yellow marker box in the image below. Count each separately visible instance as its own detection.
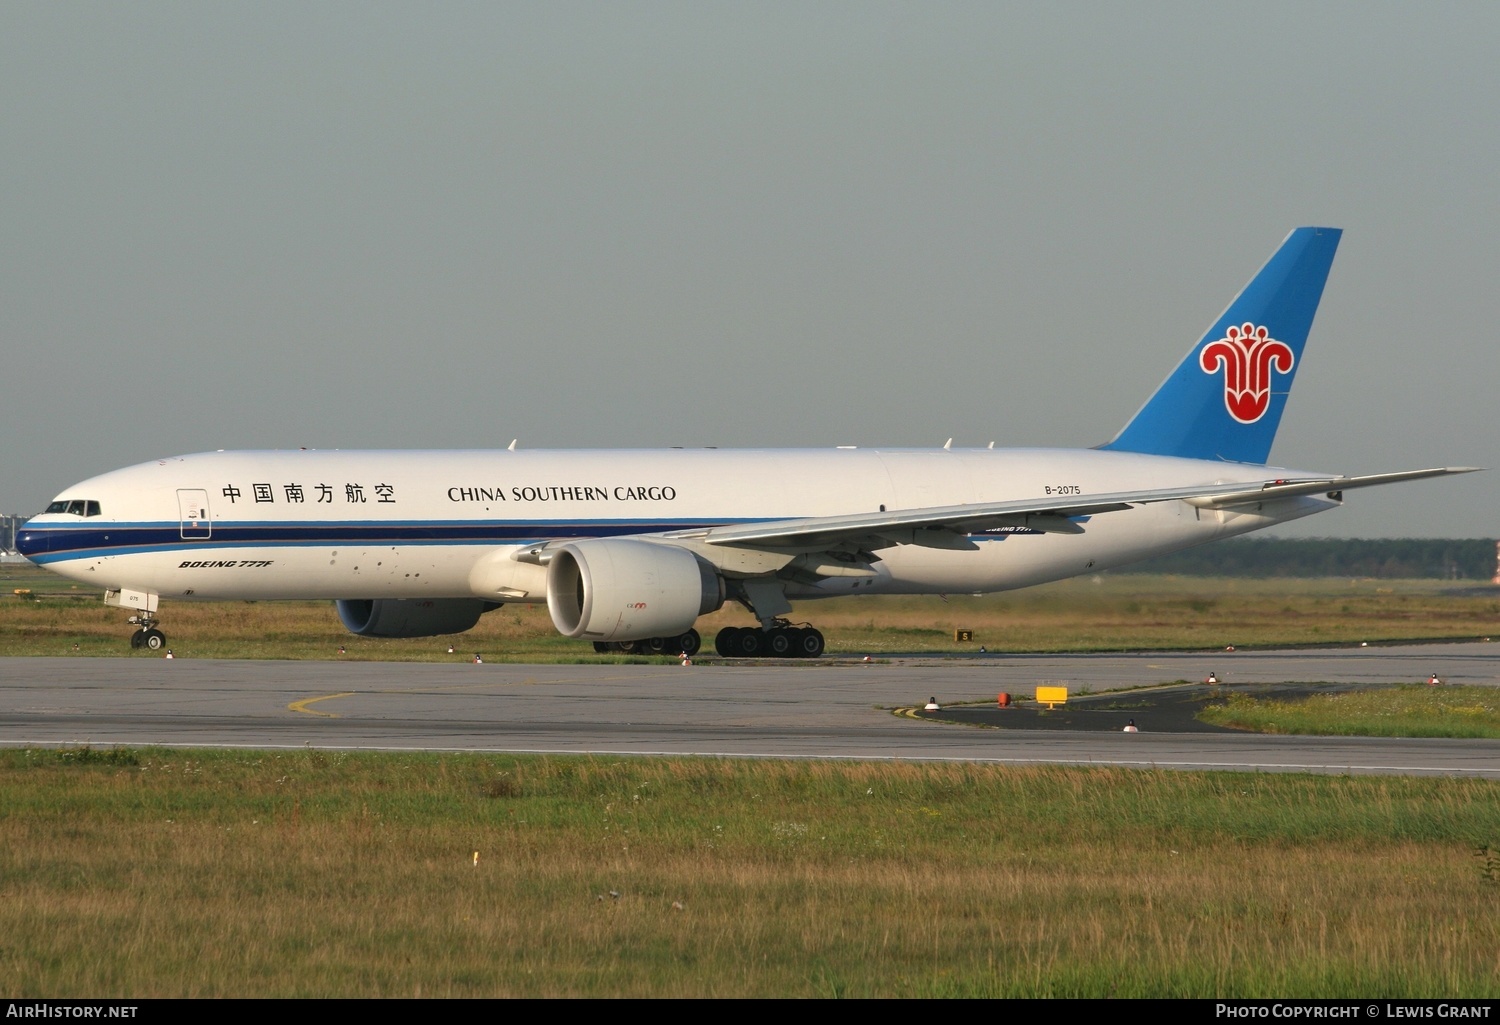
[1036,685,1068,709]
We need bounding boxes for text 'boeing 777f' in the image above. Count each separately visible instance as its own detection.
[17,228,1477,656]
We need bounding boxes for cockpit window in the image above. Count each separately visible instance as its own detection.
[45,500,102,517]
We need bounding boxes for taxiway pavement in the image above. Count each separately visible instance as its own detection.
[1,643,1497,776]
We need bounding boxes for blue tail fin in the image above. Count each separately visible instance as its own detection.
[1101,226,1342,464]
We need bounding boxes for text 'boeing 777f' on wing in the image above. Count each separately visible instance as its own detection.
[16,228,1478,656]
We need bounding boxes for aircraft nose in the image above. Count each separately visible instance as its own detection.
[15,520,49,558]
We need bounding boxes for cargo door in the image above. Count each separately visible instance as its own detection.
[178,489,211,539]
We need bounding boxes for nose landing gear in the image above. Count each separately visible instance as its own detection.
[105,589,166,652]
[127,615,167,651]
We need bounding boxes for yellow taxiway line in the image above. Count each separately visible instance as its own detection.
[287,692,355,717]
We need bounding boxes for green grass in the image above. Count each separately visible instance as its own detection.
[2,749,1499,997]
[1200,685,1500,738]
[2,565,1497,660]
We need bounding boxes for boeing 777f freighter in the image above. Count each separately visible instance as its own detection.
[17,228,1476,656]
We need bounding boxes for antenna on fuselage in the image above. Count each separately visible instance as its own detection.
[508,439,517,451]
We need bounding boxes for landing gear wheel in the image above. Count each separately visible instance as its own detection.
[733,629,764,658]
[715,627,741,657]
[796,628,825,658]
[675,629,701,657]
[126,612,165,651]
[784,627,807,656]
[593,641,613,653]
[714,626,818,658]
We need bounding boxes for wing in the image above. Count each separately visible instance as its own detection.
[663,467,1480,554]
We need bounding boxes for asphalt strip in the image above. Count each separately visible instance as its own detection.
[917,681,1401,734]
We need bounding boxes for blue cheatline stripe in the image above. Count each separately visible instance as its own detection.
[19,518,1050,565]
[16,518,742,564]
[32,516,741,530]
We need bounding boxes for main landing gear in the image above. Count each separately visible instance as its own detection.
[593,628,702,657]
[127,615,167,651]
[714,622,825,659]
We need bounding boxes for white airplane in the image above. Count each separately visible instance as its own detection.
[17,227,1476,657]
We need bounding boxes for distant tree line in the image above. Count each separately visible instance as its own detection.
[1117,538,1496,580]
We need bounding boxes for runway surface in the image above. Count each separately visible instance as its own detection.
[2,643,1498,776]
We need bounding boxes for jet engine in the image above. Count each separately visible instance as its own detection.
[546,539,724,642]
[336,598,497,638]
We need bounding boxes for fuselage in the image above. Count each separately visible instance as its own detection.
[18,446,1337,605]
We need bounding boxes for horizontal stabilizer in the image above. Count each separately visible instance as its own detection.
[1187,467,1482,509]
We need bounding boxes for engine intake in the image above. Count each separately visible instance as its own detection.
[336,598,496,638]
[546,539,723,642]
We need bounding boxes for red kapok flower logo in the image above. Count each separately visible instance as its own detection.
[1199,323,1294,424]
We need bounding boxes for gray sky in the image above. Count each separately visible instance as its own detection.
[3,2,1496,537]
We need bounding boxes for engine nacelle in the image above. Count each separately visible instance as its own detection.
[336,598,496,638]
[546,539,724,641]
